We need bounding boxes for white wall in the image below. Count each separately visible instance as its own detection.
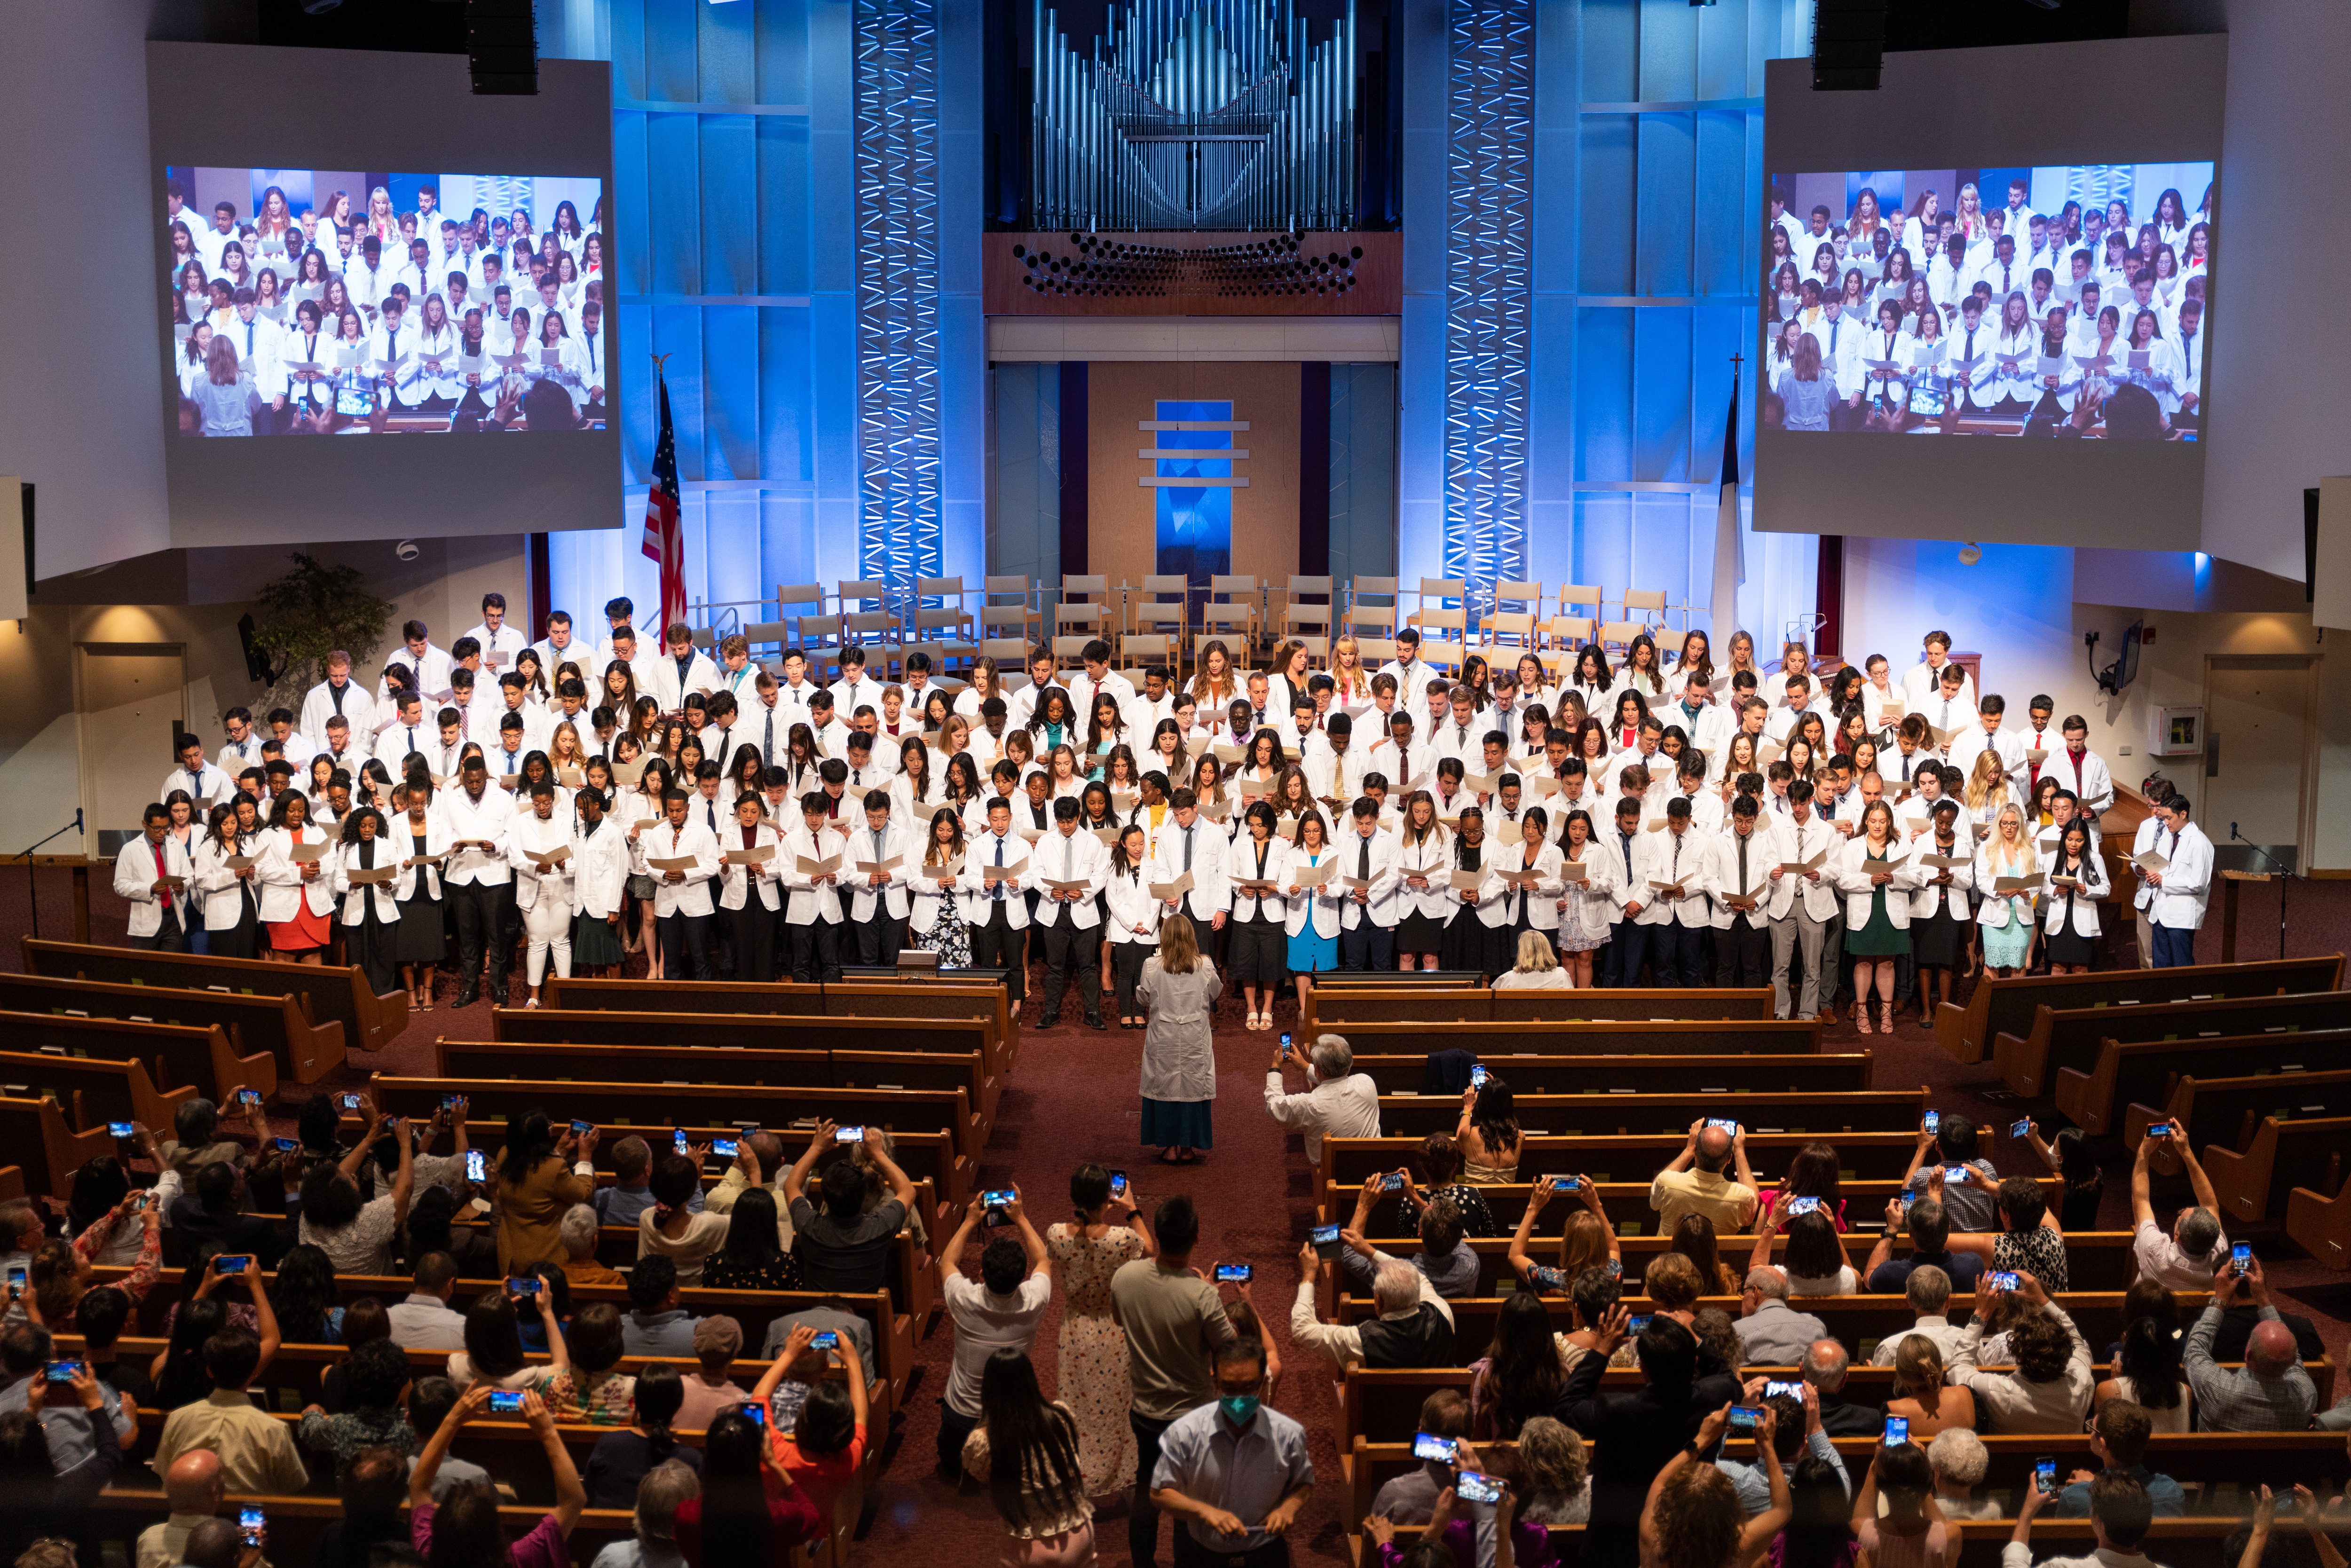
[0,2,220,577]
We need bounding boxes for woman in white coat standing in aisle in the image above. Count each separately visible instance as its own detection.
[258,791,337,964]
[508,782,579,1006]
[1551,807,1617,990]
[2039,819,2109,974]
[331,806,402,995]
[1834,800,1924,1034]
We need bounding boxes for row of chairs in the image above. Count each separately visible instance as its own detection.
[684,575,1703,684]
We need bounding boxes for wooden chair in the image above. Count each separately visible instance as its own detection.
[1120,632,1176,671]
[1196,575,1259,657]
[1414,606,1468,672]
[1344,575,1398,642]
[1282,574,1334,659]
[1130,574,1191,647]
[1620,586,1668,632]
[1055,574,1110,645]
[911,575,977,672]
[980,575,1041,649]
[1480,579,1542,650]
[1933,954,2346,1066]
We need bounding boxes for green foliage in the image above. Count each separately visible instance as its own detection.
[250,552,394,689]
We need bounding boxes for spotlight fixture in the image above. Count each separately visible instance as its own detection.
[1957,542,1982,566]
[2021,0,2061,8]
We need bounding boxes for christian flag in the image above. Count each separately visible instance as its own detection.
[1711,367,1746,645]
[639,372,686,631]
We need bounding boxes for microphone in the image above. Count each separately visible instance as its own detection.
[73,808,85,835]
[2230,821,2240,842]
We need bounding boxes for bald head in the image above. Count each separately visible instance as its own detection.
[1694,1126,1732,1172]
[2247,1319,2298,1377]
[164,1447,226,1511]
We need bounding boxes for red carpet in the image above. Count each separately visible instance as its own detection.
[8,863,2347,1566]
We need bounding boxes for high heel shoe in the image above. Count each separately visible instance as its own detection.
[1855,1007,1876,1035]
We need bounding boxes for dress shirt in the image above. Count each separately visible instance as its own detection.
[2184,1303,2316,1431]
[1150,1401,1316,1554]
[386,1292,472,1350]
[1869,1314,1969,1366]
[1261,1069,1381,1165]
[1733,1298,1827,1366]
[155,1387,312,1493]
[1649,1168,1758,1236]
[1950,1304,2095,1433]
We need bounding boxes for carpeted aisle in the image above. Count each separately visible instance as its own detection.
[5,864,2347,1567]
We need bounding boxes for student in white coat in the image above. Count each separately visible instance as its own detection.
[707,788,783,984]
[1625,799,1712,987]
[841,787,913,968]
[1707,796,1777,989]
[258,791,338,963]
[563,785,631,980]
[2138,795,2212,969]
[960,795,1032,1010]
[1907,799,1975,1025]
[301,654,378,750]
[505,783,580,1006]
[1145,786,1231,951]
[1332,798,1400,972]
[1764,780,1843,1021]
[387,783,452,1007]
[1491,807,1565,969]
[116,803,196,952]
[1898,634,1976,713]
[643,626,722,716]
[1974,803,2041,978]
[633,787,720,981]
[2039,819,2110,976]
[1277,810,1343,1011]
[440,756,518,1002]
[1027,796,1111,1029]
[1833,801,1925,1035]
[331,806,403,995]
[1220,801,1291,1029]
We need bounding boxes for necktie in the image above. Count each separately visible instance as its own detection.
[993,834,1006,901]
[1737,833,1749,905]
[705,800,716,832]
[764,708,775,762]
[1829,318,1840,354]
[1182,827,1195,873]
[2002,265,2011,293]
[1357,835,1371,880]
[245,322,255,356]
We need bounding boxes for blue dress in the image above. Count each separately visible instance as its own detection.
[1286,848,1337,974]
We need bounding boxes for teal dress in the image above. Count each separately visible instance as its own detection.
[1286,848,1338,974]
[1843,848,1910,957]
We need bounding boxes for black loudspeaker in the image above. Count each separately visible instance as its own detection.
[237,613,282,687]
[2304,484,2323,602]
[1812,0,1887,90]
[467,0,537,95]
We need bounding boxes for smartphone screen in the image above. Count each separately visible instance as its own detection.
[2011,1118,2032,1138]
[1549,1174,1580,1191]
[44,1360,79,1382]
[1705,1118,1739,1133]
[1412,1433,1458,1464]
[1470,1065,1491,1087]
[744,1403,767,1426]
[1785,1196,1822,1216]
[340,1094,361,1110]
[1883,1415,1909,1446]
[4,1267,24,1293]
[240,1089,263,1105]
[1924,1111,1940,1134]
[1626,1314,1651,1335]
[2035,1458,2058,1495]
[107,1122,136,1137]
[1988,1271,2019,1292]
[1381,1172,1406,1192]
[1456,1472,1502,1505]
[2232,1242,2253,1275]
[1280,1032,1292,1048]
[672,1131,689,1153]
[2146,1121,2174,1139]
[466,1150,487,1182]
[811,1331,839,1350]
[488,1391,524,1413]
[239,1506,266,1548]
[1215,1264,1253,1283]
[507,1276,541,1296]
[1765,1380,1803,1400]
[1311,1222,1341,1257]
[1727,1406,1762,1432]
[713,1138,739,1157]
[215,1255,251,1275]
[836,1125,865,1144]
[274,1137,298,1152]
[570,1119,592,1134]
[1109,1171,1128,1197]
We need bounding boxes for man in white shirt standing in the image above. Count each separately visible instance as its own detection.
[933,1187,1052,1477]
[2170,296,2204,434]
[441,756,518,1006]
[300,651,377,750]
[1263,1034,1381,1165]
[1900,632,1976,712]
[2138,796,2211,969]
[1029,797,1108,1030]
[1375,629,1444,709]
[533,609,583,677]
[115,803,194,951]
[163,734,234,813]
[1948,694,2026,779]
[1803,292,1864,431]
[382,622,455,705]
[463,592,529,676]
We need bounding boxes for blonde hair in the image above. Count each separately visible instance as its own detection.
[1893,1332,1947,1395]
[1964,751,2009,812]
[1516,1416,1589,1499]
[970,656,1002,700]
[1989,803,2037,874]
[1513,929,1559,975]
[1158,912,1201,974]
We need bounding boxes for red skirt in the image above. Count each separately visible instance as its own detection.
[268,902,331,953]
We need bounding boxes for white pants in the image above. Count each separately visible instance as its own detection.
[524,896,573,986]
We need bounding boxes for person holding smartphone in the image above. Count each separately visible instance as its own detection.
[933,1182,1053,1477]
[2127,1131,2232,1292]
[410,1385,586,1564]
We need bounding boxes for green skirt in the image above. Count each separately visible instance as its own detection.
[1844,887,1911,957]
[571,909,627,966]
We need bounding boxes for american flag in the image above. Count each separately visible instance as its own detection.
[640,373,686,630]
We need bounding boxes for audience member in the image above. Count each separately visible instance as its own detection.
[1870,1265,1966,1366]
[135,1448,228,1568]
[1111,1195,1239,1568]
[765,1332,867,1532]
[1554,1308,1740,1562]
[622,1257,701,1356]
[936,1183,1053,1476]
[1636,1402,1789,1568]
[1262,1034,1382,1164]
[1949,1272,2094,1433]
[561,1203,627,1288]
[316,1443,411,1568]
[674,1316,749,1430]
[1735,1268,1827,1365]
[1926,1428,2000,1521]
[1902,1115,1998,1231]
[1292,1225,1457,1377]
[596,1137,704,1228]
[1865,1197,1985,1295]
[153,1325,310,1492]
[1340,1181,1478,1299]
[1149,1337,1313,1564]
[673,1407,822,1564]
[0,1358,120,1561]
[1649,1119,1760,1235]
[1883,1333,1976,1440]
[2052,1399,2183,1519]
[410,1385,586,1566]
[2130,1135,2231,1292]
[2003,1470,2159,1568]
[1473,1291,1565,1441]
[2184,1256,2317,1431]
[1847,1442,1949,1568]
[592,1460,700,1568]
[405,1377,493,1501]
[961,1348,1095,1561]
[299,1337,420,1474]
[783,1122,913,1294]
[1801,1336,1884,1436]
[586,1362,700,1508]
[387,1254,470,1349]
[1371,1390,1470,1524]
[2096,1314,2190,1433]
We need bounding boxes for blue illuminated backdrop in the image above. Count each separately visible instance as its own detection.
[1147,399,1241,579]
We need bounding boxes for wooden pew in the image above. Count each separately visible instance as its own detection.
[438,1036,999,1140]
[0,970,347,1086]
[0,1008,276,1105]
[2053,1028,2351,1136]
[85,1491,836,1568]
[1351,1052,1877,1098]
[90,1268,921,1417]
[0,1048,195,1134]
[1370,1089,1927,1140]
[1314,1177,2061,1234]
[541,974,1019,1075]
[1301,984,1776,1030]
[367,1075,986,1167]
[1340,1231,2145,1301]
[2286,1160,2351,1271]
[0,1093,116,1198]
[1992,990,2351,1099]
[403,1115,970,1214]
[22,936,410,1053]
[2122,1068,2351,1169]
[1356,1519,2327,1568]
[1311,1017,1828,1057]
[1933,954,2345,1067]
[1319,1131,1923,1207]
[1342,1432,2351,1533]
[2201,1115,2351,1225]
[489,1004,998,1083]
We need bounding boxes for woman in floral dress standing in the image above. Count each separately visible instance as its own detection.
[1043,1163,1157,1495]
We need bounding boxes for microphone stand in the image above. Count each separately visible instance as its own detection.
[11,812,89,941]
[2229,825,2295,961]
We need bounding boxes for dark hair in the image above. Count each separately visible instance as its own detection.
[1670,1213,1735,1294]
[497,1111,560,1187]
[300,1163,365,1231]
[1468,1077,1520,1160]
[1781,1211,1846,1284]
[1417,1133,1463,1188]
[2090,1472,2155,1549]
[463,1292,527,1380]
[696,1410,784,1562]
[981,1237,1028,1296]
[569,1302,625,1375]
[648,1153,702,1213]
[1934,1114,1979,1161]
[632,1361,683,1462]
[2115,1315,2183,1413]
[73,1285,132,1350]
[717,1189,787,1272]
[796,1377,857,1457]
[155,1297,229,1408]
[342,1335,413,1411]
[1634,1315,1699,1393]
[270,1243,342,1342]
[979,1349,1084,1531]
[1996,1176,2047,1233]
[629,1255,679,1311]
[67,1157,131,1233]
[1778,1142,1843,1214]
[1156,1195,1200,1255]
[205,1324,262,1387]
[1780,1450,1856,1568]
[1069,1163,1112,1217]
[1570,1264,1622,1327]
[298,1094,347,1154]
[427,1479,516,1568]
[1479,1292,1563,1438]
[341,1443,410,1517]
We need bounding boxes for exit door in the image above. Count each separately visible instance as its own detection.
[2202,655,2313,873]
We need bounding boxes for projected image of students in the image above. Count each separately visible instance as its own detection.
[1762,163,2210,439]
[163,166,607,435]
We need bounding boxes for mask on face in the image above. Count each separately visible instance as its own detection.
[1219,1394,1261,1427]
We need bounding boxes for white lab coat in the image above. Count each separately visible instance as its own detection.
[1105,864,1165,943]
[113,834,195,938]
[1630,829,1712,928]
[438,786,516,888]
[635,819,721,918]
[1899,662,1977,714]
[1030,827,1110,930]
[1145,817,1230,926]
[1223,833,1292,928]
[642,650,722,713]
[841,820,914,922]
[959,827,1032,929]
[1973,844,2040,929]
[507,812,581,916]
[1763,814,1841,923]
[386,815,453,902]
[257,824,337,922]
[2144,820,2212,930]
[1906,839,1976,922]
[1330,828,1401,931]
[1705,827,1776,932]
[300,679,378,750]
[1553,837,1619,942]
[2040,852,2110,938]
[332,838,403,925]
[1491,841,1563,932]
[1831,837,1925,929]
[2046,747,2115,816]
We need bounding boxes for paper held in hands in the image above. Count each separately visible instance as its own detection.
[797,853,844,876]
[982,858,1029,883]
[1230,877,1279,893]
[1291,860,1334,888]
[1042,876,1093,893]
[1647,874,1694,893]
[647,855,699,873]
[525,845,573,867]
[288,841,329,864]
[1778,849,1827,875]
[1992,875,2037,895]
[347,865,397,885]
[1558,862,1587,882]
[1149,870,1195,901]
[2133,850,2171,874]
[853,854,902,874]
[1448,868,1485,893]
[1496,865,1547,886]
[726,844,776,867]
[403,852,447,868]
[223,855,257,871]
[611,759,648,786]
[1919,853,1966,869]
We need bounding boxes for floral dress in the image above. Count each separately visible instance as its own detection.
[1044,1222,1149,1494]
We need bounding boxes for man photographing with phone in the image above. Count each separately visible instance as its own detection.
[935,1182,1052,1480]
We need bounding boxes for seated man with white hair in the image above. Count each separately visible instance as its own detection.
[1288,1232,1455,1371]
[1868,1265,1966,1366]
[1732,1268,1825,1368]
[1925,1428,2000,1520]
[560,1202,624,1287]
[1263,1032,1381,1164]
